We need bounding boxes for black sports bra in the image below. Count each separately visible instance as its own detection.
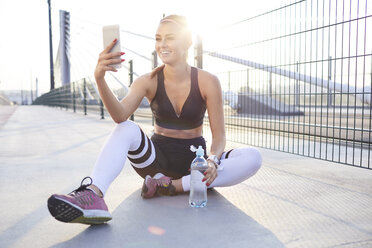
[150,67,206,130]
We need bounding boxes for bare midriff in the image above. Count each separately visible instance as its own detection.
[154,124,203,139]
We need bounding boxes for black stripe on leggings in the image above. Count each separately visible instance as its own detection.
[128,136,153,164]
[128,129,145,155]
[225,149,233,159]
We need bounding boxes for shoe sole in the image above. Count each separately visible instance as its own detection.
[47,196,112,225]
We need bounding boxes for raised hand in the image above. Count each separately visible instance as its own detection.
[94,38,125,80]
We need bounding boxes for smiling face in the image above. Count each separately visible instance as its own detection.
[155,19,192,65]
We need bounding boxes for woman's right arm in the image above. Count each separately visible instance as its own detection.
[94,39,146,123]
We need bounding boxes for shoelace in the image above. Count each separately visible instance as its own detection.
[69,176,93,196]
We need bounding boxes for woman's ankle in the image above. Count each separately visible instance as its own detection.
[172,179,185,193]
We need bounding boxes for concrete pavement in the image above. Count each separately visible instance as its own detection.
[1,106,372,248]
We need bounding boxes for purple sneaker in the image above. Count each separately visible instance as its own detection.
[47,177,112,225]
[141,173,177,198]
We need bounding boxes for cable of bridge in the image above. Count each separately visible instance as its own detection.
[69,25,144,78]
[72,20,153,62]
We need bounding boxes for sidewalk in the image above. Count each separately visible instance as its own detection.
[1,106,372,248]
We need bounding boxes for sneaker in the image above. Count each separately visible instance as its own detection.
[141,173,176,198]
[47,177,112,225]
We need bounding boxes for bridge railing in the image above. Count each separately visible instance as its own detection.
[200,0,372,169]
[35,0,372,169]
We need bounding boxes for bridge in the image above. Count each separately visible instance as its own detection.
[1,1,372,247]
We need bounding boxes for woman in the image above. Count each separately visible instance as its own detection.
[47,15,262,225]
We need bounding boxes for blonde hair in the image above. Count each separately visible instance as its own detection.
[150,15,192,79]
[160,15,190,31]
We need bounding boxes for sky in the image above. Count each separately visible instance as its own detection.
[0,0,284,95]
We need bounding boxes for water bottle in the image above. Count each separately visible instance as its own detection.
[189,145,209,208]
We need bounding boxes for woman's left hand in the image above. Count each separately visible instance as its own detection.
[202,161,218,187]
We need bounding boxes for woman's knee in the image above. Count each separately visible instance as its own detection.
[249,147,262,172]
[234,147,262,173]
[110,120,143,150]
[113,120,140,138]
[116,119,138,129]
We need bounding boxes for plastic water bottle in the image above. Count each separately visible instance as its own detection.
[189,145,208,208]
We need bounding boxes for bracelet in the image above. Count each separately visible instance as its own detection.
[207,159,218,169]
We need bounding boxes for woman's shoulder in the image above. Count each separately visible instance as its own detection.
[130,72,157,98]
[195,67,220,87]
[195,68,221,99]
[133,72,157,86]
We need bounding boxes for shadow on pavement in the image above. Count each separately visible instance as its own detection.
[51,189,284,248]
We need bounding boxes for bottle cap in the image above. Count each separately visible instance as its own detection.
[190,145,204,156]
[196,145,204,156]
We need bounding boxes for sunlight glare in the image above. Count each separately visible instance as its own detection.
[148,226,166,236]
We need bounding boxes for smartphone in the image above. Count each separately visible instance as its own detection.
[102,24,121,69]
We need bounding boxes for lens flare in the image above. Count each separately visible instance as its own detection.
[147,226,166,235]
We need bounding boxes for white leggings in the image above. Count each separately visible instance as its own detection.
[91,121,262,195]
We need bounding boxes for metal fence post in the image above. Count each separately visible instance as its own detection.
[328,56,332,107]
[65,85,68,111]
[73,82,76,113]
[129,60,134,121]
[83,78,87,115]
[58,87,62,109]
[269,72,273,97]
[228,71,231,91]
[194,34,203,69]
[100,99,104,119]
[152,50,158,70]
[295,61,299,106]
[247,68,249,89]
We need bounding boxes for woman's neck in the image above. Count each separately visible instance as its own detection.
[163,62,190,83]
